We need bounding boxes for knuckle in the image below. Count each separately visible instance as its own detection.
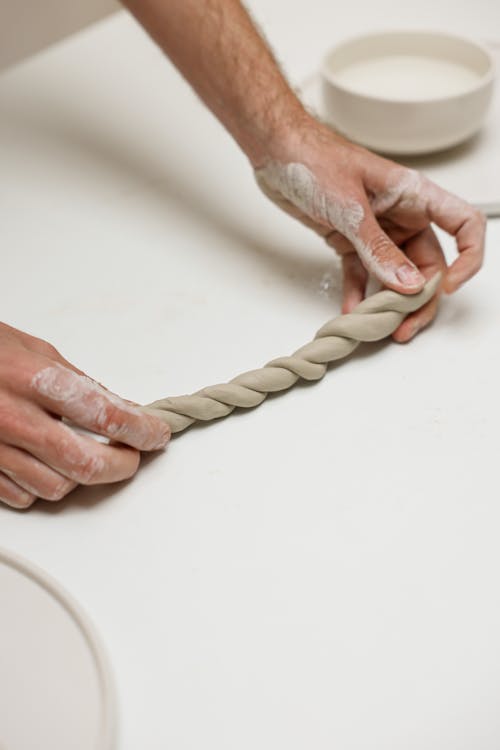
[28,336,61,359]
[0,400,23,441]
[418,172,431,192]
[95,403,126,437]
[45,479,75,502]
[369,232,394,261]
[19,333,60,359]
[42,342,61,359]
[73,454,104,485]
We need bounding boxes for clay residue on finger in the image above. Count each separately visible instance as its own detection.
[255,161,365,239]
[369,168,427,215]
[31,365,169,449]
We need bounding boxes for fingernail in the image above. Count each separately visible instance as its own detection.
[396,265,424,287]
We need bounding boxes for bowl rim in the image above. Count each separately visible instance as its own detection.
[321,29,496,105]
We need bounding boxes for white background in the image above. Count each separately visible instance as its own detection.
[0,1,499,748]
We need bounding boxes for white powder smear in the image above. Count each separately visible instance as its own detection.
[31,365,168,450]
[370,169,425,215]
[256,161,365,240]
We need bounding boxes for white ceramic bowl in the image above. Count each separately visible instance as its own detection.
[321,31,495,155]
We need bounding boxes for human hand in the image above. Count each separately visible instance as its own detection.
[255,117,486,342]
[0,322,170,509]
[122,0,483,342]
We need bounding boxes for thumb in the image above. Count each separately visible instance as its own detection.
[350,204,425,294]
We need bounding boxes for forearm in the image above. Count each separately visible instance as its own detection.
[121,0,309,165]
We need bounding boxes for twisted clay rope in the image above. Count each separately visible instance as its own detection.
[141,274,441,434]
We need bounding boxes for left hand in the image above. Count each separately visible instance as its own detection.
[255,117,486,342]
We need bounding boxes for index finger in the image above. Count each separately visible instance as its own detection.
[29,365,170,451]
[422,178,486,293]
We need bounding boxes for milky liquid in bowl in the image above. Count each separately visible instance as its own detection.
[321,32,495,154]
[332,55,482,101]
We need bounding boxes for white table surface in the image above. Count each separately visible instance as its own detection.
[1,3,499,748]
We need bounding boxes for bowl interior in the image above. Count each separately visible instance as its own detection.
[322,32,493,101]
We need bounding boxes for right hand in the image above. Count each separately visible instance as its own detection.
[0,322,170,509]
[255,119,486,343]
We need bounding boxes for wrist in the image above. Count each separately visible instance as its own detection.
[248,106,352,173]
[243,94,315,168]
